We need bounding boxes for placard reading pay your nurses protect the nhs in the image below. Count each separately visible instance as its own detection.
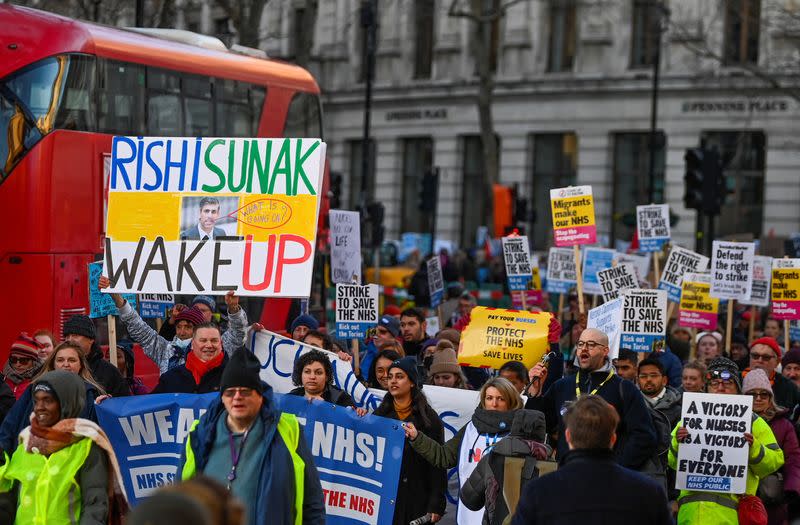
[103,137,326,297]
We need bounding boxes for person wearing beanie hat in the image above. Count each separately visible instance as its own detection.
[358,315,401,383]
[180,349,325,525]
[670,359,784,525]
[3,333,44,399]
[64,314,130,398]
[427,348,468,389]
[191,296,216,320]
[374,356,446,525]
[744,336,800,414]
[0,370,130,525]
[782,348,800,388]
[289,314,319,341]
[98,276,248,375]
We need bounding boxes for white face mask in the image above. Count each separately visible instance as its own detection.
[172,338,191,350]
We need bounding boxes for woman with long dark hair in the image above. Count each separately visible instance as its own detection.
[374,356,446,524]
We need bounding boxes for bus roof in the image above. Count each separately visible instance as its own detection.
[0,4,320,93]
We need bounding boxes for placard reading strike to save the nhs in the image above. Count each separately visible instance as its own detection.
[549,185,596,247]
[103,137,326,297]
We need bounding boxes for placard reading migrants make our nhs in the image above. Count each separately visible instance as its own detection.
[103,137,326,297]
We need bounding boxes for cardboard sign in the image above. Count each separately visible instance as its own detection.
[138,293,174,319]
[425,316,440,337]
[549,185,596,246]
[587,297,623,359]
[89,262,136,318]
[614,252,651,286]
[710,241,755,300]
[620,289,667,352]
[675,392,753,494]
[740,255,772,307]
[335,284,379,339]
[458,307,550,368]
[658,246,710,303]
[772,259,800,320]
[103,137,325,297]
[329,209,362,285]
[502,235,533,291]
[427,256,445,308]
[679,273,720,330]
[582,247,616,296]
[546,247,577,294]
[597,263,638,302]
[636,204,671,252]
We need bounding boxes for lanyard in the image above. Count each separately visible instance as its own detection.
[575,369,614,398]
[468,432,502,463]
[226,427,251,490]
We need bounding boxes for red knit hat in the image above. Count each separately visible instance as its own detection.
[750,336,782,359]
[174,306,206,327]
[10,333,43,359]
[383,304,402,317]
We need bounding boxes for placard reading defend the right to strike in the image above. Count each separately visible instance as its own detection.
[710,240,755,300]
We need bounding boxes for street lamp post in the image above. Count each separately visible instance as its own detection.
[647,1,670,204]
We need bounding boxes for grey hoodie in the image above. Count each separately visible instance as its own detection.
[34,369,86,420]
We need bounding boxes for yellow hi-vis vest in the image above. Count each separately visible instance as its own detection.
[0,437,94,525]
[182,412,305,525]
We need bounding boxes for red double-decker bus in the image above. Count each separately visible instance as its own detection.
[0,5,328,360]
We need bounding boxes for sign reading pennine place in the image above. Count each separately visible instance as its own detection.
[681,99,790,113]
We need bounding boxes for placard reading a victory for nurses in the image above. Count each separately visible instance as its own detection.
[620,289,667,352]
[740,255,773,307]
[710,241,755,300]
[335,284,379,339]
[458,306,550,369]
[549,185,596,247]
[636,204,671,252]
[546,247,577,294]
[772,259,800,320]
[501,235,533,291]
[329,209,362,285]
[587,297,623,359]
[103,137,326,297]
[676,392,753,494]
[582,247,616,296]
[427,256,445,308]
[679,273,720,330]
[597,263,638,302]
[658,246,710,303]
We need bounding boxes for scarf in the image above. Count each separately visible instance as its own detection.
[185,350,224,385]
[3,359,43,385]
[394,398,413,421]
[21,414,130,525]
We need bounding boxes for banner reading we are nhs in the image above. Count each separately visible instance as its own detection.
[97,392,405,525]
[103,137,326,297]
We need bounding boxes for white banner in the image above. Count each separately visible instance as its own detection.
[587,297,623,359]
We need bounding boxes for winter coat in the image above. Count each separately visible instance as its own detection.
[511,448,672,525]
[765,410,800,525]
[4,378,31,400]
[375,400,446,524]
[0,380,99,454]
[180,386,325,525]
[525,360,658,468]
[0,380,15,424]
[668,414,784,524]
[648,386,683,429]
[87,344,130,397]
[773,373,800,415]
[151,354,227,394]
[117,343,148,395]
[287,385,355,407]
[461,410,549,525]
[118,300,247,374]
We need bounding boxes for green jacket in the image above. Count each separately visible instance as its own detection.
[668,415,784,525]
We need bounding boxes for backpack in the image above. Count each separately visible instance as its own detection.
[500,455,540,525]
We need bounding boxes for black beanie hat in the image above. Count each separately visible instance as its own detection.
[388,356,421,389]
[220,349,263,393]
[63,314,96,340]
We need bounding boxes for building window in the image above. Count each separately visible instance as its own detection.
[611,132,665,242]
[530,133,577,249]
[724,0,761,64]
[630,0,659,68]
[701,131,766,237]
[547,0,576,72]
[348,139,376,208]
[414,0,435,79]
[460,135,500,247]
[290,7,306,59]
[401,138,434,233]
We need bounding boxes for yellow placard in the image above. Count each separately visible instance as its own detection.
[458,306,550,369]
[772,266,800,302]
[680,278,719,314]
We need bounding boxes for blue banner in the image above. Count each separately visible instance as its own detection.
[582,248,616,296]
[336,322,371,339]
[507,274,529,292]
[139,293,174,319]
[89,262,137,318]
[97,392,405,525]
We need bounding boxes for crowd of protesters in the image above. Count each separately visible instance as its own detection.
[0,257,798,525]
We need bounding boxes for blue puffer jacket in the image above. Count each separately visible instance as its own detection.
[180,384,325,525]
[0,380,99,454]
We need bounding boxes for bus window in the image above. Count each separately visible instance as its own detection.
[283,92,321,139]
[215,79,265,137]
[53,55,95,131]
[98,59,145,135]
[148,94,182,135]
[183,74,212,136]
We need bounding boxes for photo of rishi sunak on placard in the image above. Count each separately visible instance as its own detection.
[179,195,240,240]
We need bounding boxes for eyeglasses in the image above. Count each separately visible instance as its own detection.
[575,340,606,350]
[750,352,776,362]
[708,379,736,388]
[9,356,32,365]
[222,387,255,398]
[750,391,771,400]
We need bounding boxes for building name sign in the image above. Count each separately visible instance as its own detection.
[385,108,448,121]
[682,99,790,113]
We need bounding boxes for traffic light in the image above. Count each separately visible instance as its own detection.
[329,171,342,210]
[683,148,704,211]
[418,168,439,212]
[367,202,385,247]
[683,148,724,216]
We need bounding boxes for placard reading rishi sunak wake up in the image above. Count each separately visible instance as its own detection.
[103,137,326,297]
